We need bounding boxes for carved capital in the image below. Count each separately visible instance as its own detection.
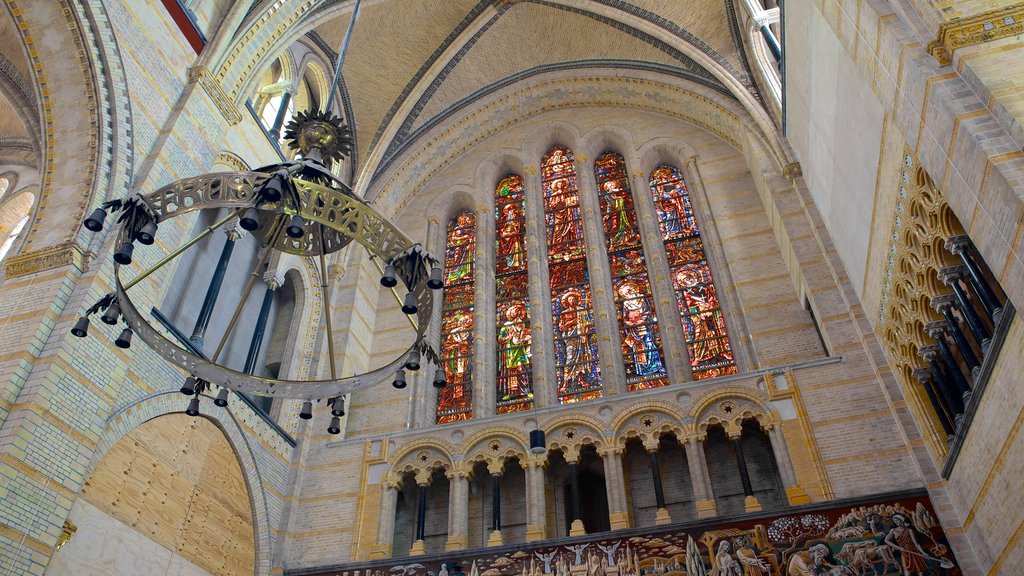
[939,264,967,285]
[912,366,933,384]
[782,162,802,179]
[927,5,1024,66]
[188,66,242,125]
[930,293,955,313]
[918,344,940,363]
[924,320,947,339]
[945,234,971,256]
[4,242,86,278]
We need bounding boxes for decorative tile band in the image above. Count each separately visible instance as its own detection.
[927,4,1024,65]
[4,242,86,278]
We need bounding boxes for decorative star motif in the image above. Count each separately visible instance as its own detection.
[642,418,654,428]
[566,430,575,439]
[489,441,501,452]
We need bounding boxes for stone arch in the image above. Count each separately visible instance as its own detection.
[636,138,700,179]
[0,188,37,262]
[389,436,457,483]
[520,120,585,167]
[578,123,639,165]
[540,413,608,462]
[461,426,529,473]
[475,149,529,194]
[689,385,776,440]
[610,399,687,449]
[90,391,274,575]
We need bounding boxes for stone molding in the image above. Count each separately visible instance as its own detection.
[927,4,1024,65]
[3,242,86,277]
[189,66,243,125]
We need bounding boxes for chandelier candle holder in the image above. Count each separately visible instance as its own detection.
[74,110,442,434]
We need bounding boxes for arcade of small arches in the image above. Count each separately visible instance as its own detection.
[371,392,808,558]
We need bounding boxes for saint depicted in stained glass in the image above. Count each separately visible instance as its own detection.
[437,211,476,423]
[495,175,534,413]
[544,147,602,403]
[649,165,736,379]
[595,152,668,391]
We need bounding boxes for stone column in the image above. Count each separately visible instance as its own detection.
[575,157,629,395]
[525,456,547,541]
[267,90,293,142]
[474,204,497,417]
[729,429,762,513]
[684,436,717,518]
[243,273,282,374]
[946,235,1002,321]
[486,461,505,546]
[191,225,244,348]
[444,466,470,551]
[409,474,431,556]
[912,367,955,438]
[599,446,630,529]
[642,439,671,525]
[766,424,810,505]
[920,345,965,425]
[932,294,980,374]
[370,473,402,559]
[566,453,586,536]
[940,265,991,351]
[925,322,972,403]
[522,169,557,407]
[625,151,692,383]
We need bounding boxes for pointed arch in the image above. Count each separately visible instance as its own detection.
[437,210,475,424]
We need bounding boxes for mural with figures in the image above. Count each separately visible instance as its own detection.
[299,496,960,576]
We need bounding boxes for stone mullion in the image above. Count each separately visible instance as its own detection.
[371,476,401,558]
[576,158,628,396]
[522,170,557,407]
[474,205,497,418]
[599,446,630,529]
[626,152,693,384]
[444,466,469,551]
[683,157,756,370]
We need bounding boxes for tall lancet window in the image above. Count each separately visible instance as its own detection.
[649,166,737,379]
[437,211,475,424]
[595,152,668,391]
[495,175,535,414]
[543,146,602,404]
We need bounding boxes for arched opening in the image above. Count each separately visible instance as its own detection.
[704,420,785,516]
[391,468,451,556]
[0,191,34,262]
[622,433,695,527]
[468,457,528,547]
[547,446,609,536]
[49,414,255,575]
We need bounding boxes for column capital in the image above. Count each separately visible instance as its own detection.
[726,428,743,441]
[224,220,247,241]
[597,445,624,458]
[938,264,968,285]
[924,320,947,339]
[525,455,549,469]
[486,461,505,477]
[263,271,286,290]
[945,234,971,256]
[642,439,660,453]
[445,466,471,480]
[414,470,433,487]
[930,293,955,313]
[918,344,940,362]
[912,366,933,384]
[382,472,404,491]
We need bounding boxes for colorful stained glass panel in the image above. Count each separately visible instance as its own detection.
[495,175,534,414]
[437,211,476,424]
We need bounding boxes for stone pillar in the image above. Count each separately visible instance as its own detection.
[766,424,810,505]
[525,456,547,541]
[932,294,980,373]
[474,204,497,417]
[370,473,402,559]
[267,90,293,142]
[575,156,629,395]
[684,436,717,518]
[444,466,470,551]
[409,476,430,556]
[920,345,965,425]
[940,265,991,350]
[946,235,1002,321]
[486,461,505,546]
[522,169,558,407]
[925,322,972,403]
[599,446,630,529]
[243,273,282,374]
[625,151,692,383]
[191,225,243,348]
[912,367,955,438]
[643,440,671,525]
[729,430,762,513]
[566,455,586,536]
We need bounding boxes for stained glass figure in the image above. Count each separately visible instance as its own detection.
[494,175,534,414]
[595,152,668,391]
[437,211,475,423]
[543,146,602,403]
[649,165,736,379]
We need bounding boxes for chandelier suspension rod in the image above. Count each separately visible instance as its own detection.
[318,224,338,380]
[212,218,286,363]
[325,0,362,112]
[369,255,418,331]
[123,208,245,291]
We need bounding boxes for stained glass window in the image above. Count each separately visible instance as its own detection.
[595,152,668,391]
[494,175,534,414]
[543,146,602,403]
[649,165,736,379]
[437,211,475,424]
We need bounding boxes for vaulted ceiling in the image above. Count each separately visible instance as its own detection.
[301,0,758,181]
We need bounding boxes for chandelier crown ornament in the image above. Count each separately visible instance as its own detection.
[282,109,353,167]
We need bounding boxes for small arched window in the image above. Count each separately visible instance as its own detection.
[543,146,602,404]
[255,57,293,132]
[595,152,668,391]
[495,175,533,414]
[649,166,736,379]
[437,210,475,424]
[0,191,34,263]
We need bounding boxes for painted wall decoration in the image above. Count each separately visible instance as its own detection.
[305,494,960,576]
[437,210,476,424]
[594,152,668,392]
[649,166,736,380]
[543,146,602,404]
[495,174,535,414]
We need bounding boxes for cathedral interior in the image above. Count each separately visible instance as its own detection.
[0,0,1022,575]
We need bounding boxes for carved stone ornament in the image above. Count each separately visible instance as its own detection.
[927,6,1024,66]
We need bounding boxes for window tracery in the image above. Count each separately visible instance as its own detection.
[543,146,602,404]
[494,175,534,414]
[649,165,736,379]
[437,211,475,424]
[594,152,668,391]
